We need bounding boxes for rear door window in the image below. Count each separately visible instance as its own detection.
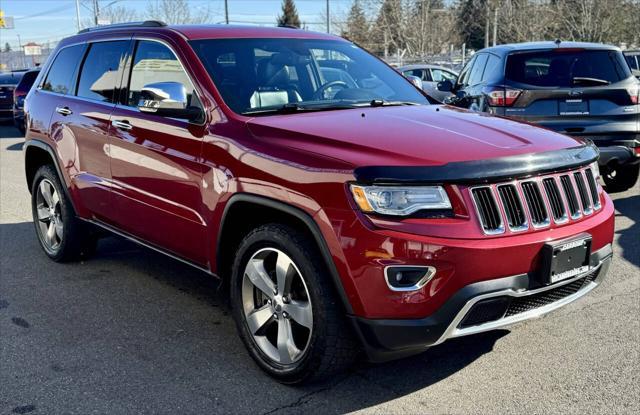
[42,45,85,95]
[77,41,129,103]
[467,53,488,86]
[505,49,632,87]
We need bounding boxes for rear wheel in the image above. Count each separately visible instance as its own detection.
[31,165,97,261]
[230,223,358,384]
[603,163,639,192]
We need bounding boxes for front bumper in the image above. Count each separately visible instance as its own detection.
[351,243,612,362]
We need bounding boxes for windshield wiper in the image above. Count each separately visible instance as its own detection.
[571,77,611,86]
[368,99,420,107]
[243,102,361,115]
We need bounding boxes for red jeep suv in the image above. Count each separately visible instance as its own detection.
[23,22,614,384]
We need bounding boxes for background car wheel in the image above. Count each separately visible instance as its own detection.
[603,163,639,193]
[230,223,358,384]
[31,165,97,262]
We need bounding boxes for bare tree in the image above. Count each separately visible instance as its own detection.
[146,0,212,25]
[100,5,138,24]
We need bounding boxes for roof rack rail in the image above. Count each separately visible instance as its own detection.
[78,20,166,34]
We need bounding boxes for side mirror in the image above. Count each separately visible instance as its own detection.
[437,79,454,92]
[138,81,203,122]
[405,75,423,90]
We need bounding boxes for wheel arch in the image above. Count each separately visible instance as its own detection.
[215,193,354,314]
[24,139,76,212]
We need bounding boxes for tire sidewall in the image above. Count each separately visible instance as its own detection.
[230,226,331,383]
[31,166,75,261]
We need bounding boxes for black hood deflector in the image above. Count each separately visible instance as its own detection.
[354,144,599,184]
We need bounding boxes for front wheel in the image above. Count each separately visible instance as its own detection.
[603,163,639,193]
[230,224,358,384]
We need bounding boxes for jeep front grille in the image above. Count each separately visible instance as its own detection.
[471,167,600,235]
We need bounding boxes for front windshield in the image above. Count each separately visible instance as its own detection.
[190,38,429,115]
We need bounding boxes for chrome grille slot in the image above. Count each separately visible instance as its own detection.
[585,169,601,209]
[573,172,592,214]
[471,187,504,234]
[521,181,549,227]
[497,184,527,231]
[560,175,581,219]
[542,178,567,223]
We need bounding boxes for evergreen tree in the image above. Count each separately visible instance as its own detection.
[342,0,369,45]
[456,0,487,50]
[3,42,11,53]
[277,0,301,28]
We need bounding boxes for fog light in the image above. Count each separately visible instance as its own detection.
[385,266,436,291]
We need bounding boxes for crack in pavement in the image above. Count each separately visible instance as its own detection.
[260,373,353,415]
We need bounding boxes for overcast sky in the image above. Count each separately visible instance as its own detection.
[0,0,355,49]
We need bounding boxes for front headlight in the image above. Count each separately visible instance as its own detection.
[350,185,451,216]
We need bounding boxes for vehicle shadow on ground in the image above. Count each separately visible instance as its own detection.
[613,194,639,267]
[0,221,506,414]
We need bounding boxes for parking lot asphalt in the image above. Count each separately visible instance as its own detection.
[0,123,638,415]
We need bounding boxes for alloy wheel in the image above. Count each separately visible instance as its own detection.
[35,179,63,251]
[241,247,313,365]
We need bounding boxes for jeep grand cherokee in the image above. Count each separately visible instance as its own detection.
[23,22,614,384]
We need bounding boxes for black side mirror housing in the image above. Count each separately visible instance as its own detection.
[154,106,204,123]
[437,80,454,92]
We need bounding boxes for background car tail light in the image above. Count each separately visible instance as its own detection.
[485,87,522,107]
[627,85,639,104]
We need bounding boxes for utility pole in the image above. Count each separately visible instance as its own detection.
[492,8,498,46]
[326,0,330,33]
[75,0,81,31]
[484,6,489,48]
[224,0,229,24]
[93,0,99,26]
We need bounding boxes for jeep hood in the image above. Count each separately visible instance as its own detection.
[246,105,588,168]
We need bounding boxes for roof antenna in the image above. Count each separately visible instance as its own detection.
[554,39,561,45]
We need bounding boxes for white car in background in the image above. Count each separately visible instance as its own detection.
[398,64,458,102]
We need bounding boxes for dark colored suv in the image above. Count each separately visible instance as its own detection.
[0,70,26,122]
[438,42,640,192]
[24,23,614,384]
[13,67,41,134]
[624,50,640,79]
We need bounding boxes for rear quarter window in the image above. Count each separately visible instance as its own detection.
[505,49,632,87]
[42,45,85,95]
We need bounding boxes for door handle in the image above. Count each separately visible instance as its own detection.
[55,106,72,116]
[112,120,133,131]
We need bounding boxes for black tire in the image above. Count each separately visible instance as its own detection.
[603,163,639,193]
[230,223,358,384]
[31,165,97,262]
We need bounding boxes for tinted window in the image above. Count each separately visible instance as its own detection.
[18,70,40,90]
[482,54,501,81]
[77,41,129,102]
[468,54,488,85]
[42,45,84,94]
[626,55,639,70]
[127,40,199,109]
[0,72,24,85]
[458,56,476,87]
[505,49,632,87]
[191,38,429,115]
